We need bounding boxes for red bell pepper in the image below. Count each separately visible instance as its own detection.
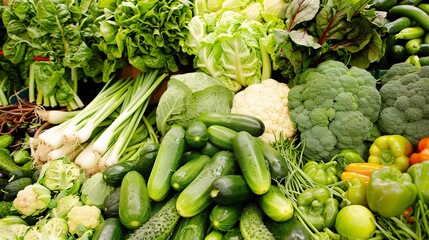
[410,137,429,165]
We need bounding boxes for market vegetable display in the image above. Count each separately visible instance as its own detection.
[2,0,429,239]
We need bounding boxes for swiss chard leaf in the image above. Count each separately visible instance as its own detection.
[285,0,319,31]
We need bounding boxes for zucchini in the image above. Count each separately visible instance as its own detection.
[3,177,32,201]
[0,135,14,148]
[185,120,209,148]
[254,138,288,180]
[210,175,255,205]
[181,151,202,164]
[405,38,423,55]
[418,43,429,56]
[258,185,294,222]
[384,17,413,34]
[147,124,186,202]
[104,187,121,218]
[119,171,151,230]
[199,141,221,157]
[264,217,312,240]
[93,218,124,240]
[373,0,397,11]
[127,195,181,240]
[197,113,265,137]
[171,154,212,191]
[205,230,224,240]
[395,26,425,40]
[398,0,422,5]
[171,208,211,240]
[232,131,271,195]
[176,151,236,218]
[239,203,275,240]
[207,125,237,150]
[389,5,429,31]
[0,149,22,173]
[222,228,243,240]
[210,204,242,232]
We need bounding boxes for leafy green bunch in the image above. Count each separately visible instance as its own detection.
[288,60,381,161]
[1,0,104,109]
[96,0,193,73]
[273,0,386,80]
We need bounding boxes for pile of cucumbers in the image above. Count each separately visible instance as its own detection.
[98,113,295,239]
[375,0,429,66]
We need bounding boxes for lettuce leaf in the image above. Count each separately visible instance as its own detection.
[156,72,234,135]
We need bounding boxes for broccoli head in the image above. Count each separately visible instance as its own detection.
[377,63,429,146]
[288,60,381,161]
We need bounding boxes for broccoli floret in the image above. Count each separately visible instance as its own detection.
[377,63,429,146]
[288,60,381,160]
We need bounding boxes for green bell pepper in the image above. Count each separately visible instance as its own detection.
[367,166,417,217]
[344,177,367,206]
[303,161,338,185]
[296,187,339,231]
[368,135,413,172]
[407,161,429,204]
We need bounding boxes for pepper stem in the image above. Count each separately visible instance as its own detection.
[379,150,395,166]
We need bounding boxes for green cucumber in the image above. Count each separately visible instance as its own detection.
[418,43,429,56]
[210,204,242,232]
[232,131,271,195]
[103,160,138,186]
[210,175,255,205]
[148,124,185,202]
[405,38,423,54]
[104,187,121,218]
[222,228,243,240]
[0,135,14,148]
[0,201,16,218]
[12,149,31,166]
[258,185,294,222]
[419,56,429,65]
[181,151,203,164]
[388,44,407,62]
[395,26,425,40]
[384,17,413,34]
[185,120,209,148]
[264,217,312,240]
[176,151,236,218]
[171,208,211,240]
[171,154,212,191]
[207,125,237,150]
[205,230,224,240]
[119,171,151,230]
[398,0,422,5]
[239,203,275,240]
[197,113,265,137]
[127,194,180,240]
[373,0,397,11]
[254,138,288,180]
[0,149,21,173]
[389,5,429,31]
[93,218,124,240]
[3,177,32,201]
[199,141,221,157]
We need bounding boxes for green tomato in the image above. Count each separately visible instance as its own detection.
[335,205,376,240]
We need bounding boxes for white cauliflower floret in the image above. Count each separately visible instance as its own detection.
[231,78,297,143]
[12,183,51,216]
[67,205,102,236]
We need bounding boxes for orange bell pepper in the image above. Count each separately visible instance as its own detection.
[341,162,383,184]
[410,137,429,165]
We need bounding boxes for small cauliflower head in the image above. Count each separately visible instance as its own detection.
[231,78,297,143]
[13,183,51,216]
[37,157,83,191]
[67,205,102,237]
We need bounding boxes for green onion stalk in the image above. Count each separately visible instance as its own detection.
[272,137,347,239]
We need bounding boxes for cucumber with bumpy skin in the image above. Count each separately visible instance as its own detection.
[147,125,185,202]
[126,195,180,240]
[239,203,275,240]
